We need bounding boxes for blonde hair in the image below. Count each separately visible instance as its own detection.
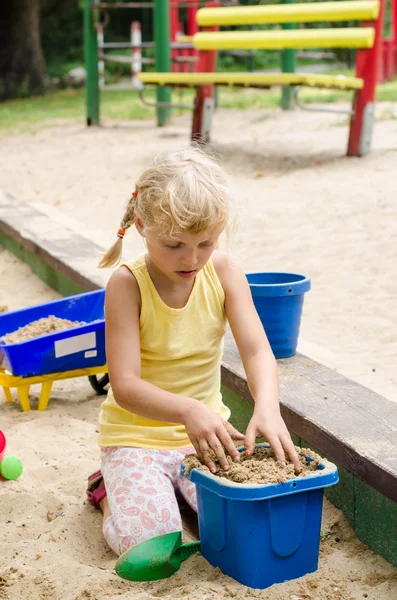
[99,146,232,268]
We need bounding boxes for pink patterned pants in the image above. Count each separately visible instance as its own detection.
[100,446,197,556]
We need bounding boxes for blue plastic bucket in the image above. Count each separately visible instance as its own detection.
[181,445,338,589]
[246,272,311,359]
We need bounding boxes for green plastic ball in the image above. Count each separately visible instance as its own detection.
[0,455,23,480]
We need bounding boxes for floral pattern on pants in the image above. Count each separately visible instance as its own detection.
[100,446,197,556]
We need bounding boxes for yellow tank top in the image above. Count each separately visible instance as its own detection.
[98,254,230,449]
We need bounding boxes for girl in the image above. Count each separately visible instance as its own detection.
[87,147,300,556]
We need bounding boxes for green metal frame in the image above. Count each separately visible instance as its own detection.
[154,0,172,126]
[281,0,296,110]
[84,0,100,125]
[83,0,172,127]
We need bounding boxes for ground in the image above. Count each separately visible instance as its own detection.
[1,101,397,599]
[1,102,396,401]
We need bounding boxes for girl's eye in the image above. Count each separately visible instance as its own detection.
[199,241,213,248]
[166,243,182,250]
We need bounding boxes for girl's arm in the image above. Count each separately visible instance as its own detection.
[213,252,301,472]
[105,267,244,473]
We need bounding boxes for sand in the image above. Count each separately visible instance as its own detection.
[183,446,323,484]
[1,246,397,599]
[1,101,397,598]
[0,102,396,402]
[1,316,85,345]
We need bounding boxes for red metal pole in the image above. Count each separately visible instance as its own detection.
[187,2,199,72]
[347,0,386,156]
[380,0,396,82]
[170,2,179,72]
[191,2,219,143]
[178,21,189,73]
[385,40,394,81]
[393,0,397,76]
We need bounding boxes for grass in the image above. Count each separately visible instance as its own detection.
[0,72,396,135]
[0,88,154,134]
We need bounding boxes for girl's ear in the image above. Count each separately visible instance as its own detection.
[135,218,145,237]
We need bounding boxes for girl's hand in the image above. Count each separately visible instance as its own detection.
[182,401,245,473]
[245,408,301,473]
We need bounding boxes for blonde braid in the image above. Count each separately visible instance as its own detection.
[98,193,137,268]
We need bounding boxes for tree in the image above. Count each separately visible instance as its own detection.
[0,0,47,101]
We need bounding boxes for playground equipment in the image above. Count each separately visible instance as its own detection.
[97,20,150,89]
[139,0,385,157]
[0,430,23,481]
[84,0,201,123]
[0,290,109,412]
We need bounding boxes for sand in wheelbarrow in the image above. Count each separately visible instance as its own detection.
[1,316,85,344]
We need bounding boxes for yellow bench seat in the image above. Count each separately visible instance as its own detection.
[197,1,380,26]
[193,28,375,51]
[139,72,364,91]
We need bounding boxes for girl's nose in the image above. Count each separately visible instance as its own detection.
[181,249,198,266]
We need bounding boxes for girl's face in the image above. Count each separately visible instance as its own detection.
[137,222,221,283]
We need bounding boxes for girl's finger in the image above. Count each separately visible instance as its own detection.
[208,434,229,471]
[217,427,240,462]
[223,421,245,440]
[190,436,204,464]
[244,423,257,456]
[267,435,286,466]
[198,439,217,474]
[281,435,302,473]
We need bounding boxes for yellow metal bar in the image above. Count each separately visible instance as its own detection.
[2,386,13,403]
[17,385,31,412]
[0,365,108,411]
[193,28,375,50]
[38,381,53,412]
[197,1,380,26]
[0,365,108,388]
[176,35,194,43]
[139,72,364,90]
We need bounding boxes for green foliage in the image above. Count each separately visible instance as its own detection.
[39,0,151,71]
[40,0,83,64]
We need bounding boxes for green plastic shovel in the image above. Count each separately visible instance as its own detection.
[115,531,201,581]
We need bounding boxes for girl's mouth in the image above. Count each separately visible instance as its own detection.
[176,270,197,278]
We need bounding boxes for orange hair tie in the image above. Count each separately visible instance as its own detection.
[132,191,137,197]
[117,228,126,239]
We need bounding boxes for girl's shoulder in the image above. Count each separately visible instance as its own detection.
[106,265,142,311]
[211,250,239,288]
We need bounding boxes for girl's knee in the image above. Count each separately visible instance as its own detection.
[103,515,182,556]
[178,480,198,512]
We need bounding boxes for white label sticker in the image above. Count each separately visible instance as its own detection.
[55,332,96,358]
[84,350,98,358]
